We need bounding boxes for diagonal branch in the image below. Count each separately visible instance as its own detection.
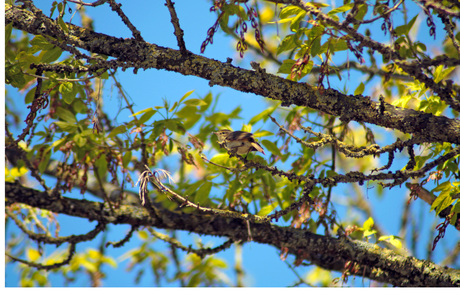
[5,3,460,145]
[165,0,187,54]
[107,0,143,41]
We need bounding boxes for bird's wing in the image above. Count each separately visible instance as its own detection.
[226,131,252,141]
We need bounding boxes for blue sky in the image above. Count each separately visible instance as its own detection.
[4,0,459,288]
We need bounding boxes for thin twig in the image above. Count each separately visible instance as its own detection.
[67,0,108,7]
[148,228,236,258]
[200,153,246,172]
[6,210,106,245]
[107,0,143,41]
[138,165,269,224]
[106,225,139,248]
[6,243,76,271]
[165,0,187,54]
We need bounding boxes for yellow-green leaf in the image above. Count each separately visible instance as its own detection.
[138,230,149,240]
[354,82,365,95]
[249,105,278,125]
[328,3,354,15]
[27,248,41,262]
[131,107,155,117]
[138,109,157,124]
[179,90,195,103]
[379,235,403,249]
[258,203,278,216]
[363,217,374,231]
[184,98,208,107]
[122,150,132,168]
[107,125,127,138]
[261,140,282,157]
[73,134,87,147]
[434,65,455,83]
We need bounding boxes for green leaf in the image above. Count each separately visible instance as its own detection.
[277,59,296,74]
[261,140,282,157]
[310,38,322,57]
[184,98,208,107]
[433,65,456,83]
[279,5,304,19]
[451,202,460,225]
[30,35,54,50]
[5,63,26,88]
[195,181,212,205]
[308,25,325,39]
[202,92,213,105]
[277,35,297,55]
[41,46,62,63]
[258,203,278,216]
[354,3,368,21]
[48,137,68,152]
[59,82,74,104]
[38,150,51,174]
[169,101,179,113]
[122,150,132,168]
[433,181,452,192]
[138,109,157,125]
[179,90,195,103]
[329,39,348,52]
[327,3,354,15]
[138,230,149,240]
[73,134,87,147]
[302,60,313,75]
[392,95,412,108]
[56,106,76,123]
[107,125,128,139]
[131,107,156,117]
[175,106,200,129]
[5,23,13,43]
[95,154,108,179]
[249,105,278,125]
[430,190,452,215]
[164,119,185,134]
[394,15,418,37]
[55,121,78,132]
[209,153,230,166]
[275,16,298,24]
[290,11,306,32]
[58,17,69,33]
[354,82,365,95]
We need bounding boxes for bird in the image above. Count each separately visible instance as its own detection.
[213,129,265,156]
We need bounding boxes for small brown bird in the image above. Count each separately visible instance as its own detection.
[213,129,265,156]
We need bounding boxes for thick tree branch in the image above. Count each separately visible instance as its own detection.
[5,181,460,286]
[5,3,460,145]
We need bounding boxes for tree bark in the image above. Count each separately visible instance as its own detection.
[6,181,460,286]
[5,3,460,145]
